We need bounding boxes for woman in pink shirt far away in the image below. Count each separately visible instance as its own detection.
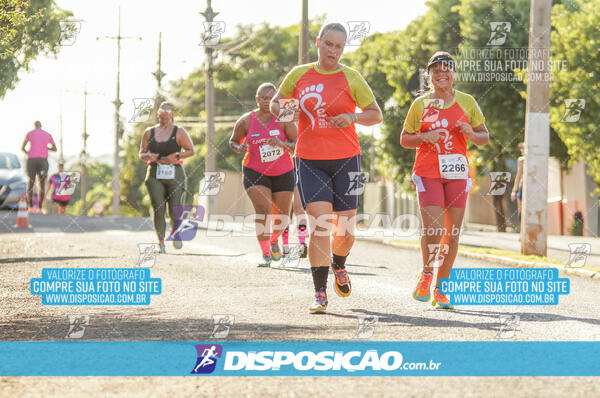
[21,120,57,213]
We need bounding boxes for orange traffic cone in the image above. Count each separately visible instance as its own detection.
[14,194,31,228]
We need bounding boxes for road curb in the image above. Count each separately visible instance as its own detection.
[357,237,600,280]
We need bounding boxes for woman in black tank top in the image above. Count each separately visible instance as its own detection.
[139,102,194,253]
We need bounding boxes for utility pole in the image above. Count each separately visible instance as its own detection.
[59,90,64,162]
[521,0,551,256]
[201,0,217,216]
[67,85,103,215]
[97,7,141,216]
[152,32,166,102]
[299,0,309,64]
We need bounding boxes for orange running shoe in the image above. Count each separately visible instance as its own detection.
[412,271,433,302]
[432,287,454,309]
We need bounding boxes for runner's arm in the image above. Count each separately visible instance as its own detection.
[457,121,489,146]
[271,122,297,155]
[138,129,159,162]
[48,134,57,152]
[511,157,524,200]
[229,114,249,154]
[21,136,29,154]
[401,129,441,148]
[329,101,383,129]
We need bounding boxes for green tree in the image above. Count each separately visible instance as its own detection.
[67,161,113,216]
[118,20,325,214]
[550,0,600,185]
[0,0,72,97]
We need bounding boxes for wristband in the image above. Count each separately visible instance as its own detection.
[176,152,180,161]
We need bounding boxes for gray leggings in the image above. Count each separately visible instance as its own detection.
[144,164,186,241]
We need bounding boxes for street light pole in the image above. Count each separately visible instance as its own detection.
[521,0,551,256]
[299,0,309,64]
[67,85,103,215]
[97,7,141,216]
[59,90,64,162]
[201,0,217,216]
[152,32,166,102]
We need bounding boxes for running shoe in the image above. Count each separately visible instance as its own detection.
[432,288,454,309]
[172,238,182,250]
[282,245,290,258]
[309,288,328,314]
[412,271,433,302]
[331,266,352,297]
[270,241,281,261]
[257,253,272,268]
[158,243,166,254]
[299,243,308,258]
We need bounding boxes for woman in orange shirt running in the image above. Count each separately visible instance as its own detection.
[401,51,489,309]
[270,23,382,314]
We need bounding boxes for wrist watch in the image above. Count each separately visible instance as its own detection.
[176,152,180,161]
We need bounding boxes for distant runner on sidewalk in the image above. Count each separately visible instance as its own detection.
[21,120,57,213]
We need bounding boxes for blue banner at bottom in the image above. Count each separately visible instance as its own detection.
[0,341,598,376]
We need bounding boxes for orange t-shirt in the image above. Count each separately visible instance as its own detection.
[278,63,375,160]
[403,90,486,178]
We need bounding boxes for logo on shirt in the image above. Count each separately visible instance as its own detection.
[250,133,261,137]
[269,130,280,136]
[299,83,328,130]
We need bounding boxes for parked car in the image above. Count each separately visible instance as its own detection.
[0,152,27,209]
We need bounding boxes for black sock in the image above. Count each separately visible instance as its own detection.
[331,253,347,270]
[311,267,329,291]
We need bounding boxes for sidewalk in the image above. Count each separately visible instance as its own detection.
[354,225,600,269]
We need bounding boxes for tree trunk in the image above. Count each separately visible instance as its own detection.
[493,195,507,232]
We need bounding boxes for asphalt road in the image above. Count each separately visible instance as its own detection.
[1,214,599,396]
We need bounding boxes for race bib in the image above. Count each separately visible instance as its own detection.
[438,154,468,179]
[259,144,284,163]
[156,164,175,179]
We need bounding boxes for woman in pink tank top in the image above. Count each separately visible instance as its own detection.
[229,83,297,267]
